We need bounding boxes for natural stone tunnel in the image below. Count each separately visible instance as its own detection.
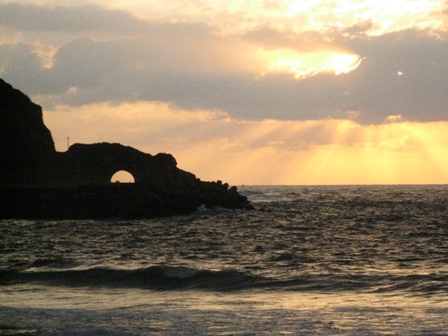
[57,143,195,187]
[0,78,196,189]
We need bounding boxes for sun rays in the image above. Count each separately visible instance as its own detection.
[44,103,448,185]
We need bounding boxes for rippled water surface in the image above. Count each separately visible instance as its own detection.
[1,185,447,335]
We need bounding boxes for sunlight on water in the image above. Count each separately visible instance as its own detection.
[1,286,447,335]
[1,186,447,335]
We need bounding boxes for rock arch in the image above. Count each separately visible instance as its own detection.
[59,142,188,187]
[0,78,252,218]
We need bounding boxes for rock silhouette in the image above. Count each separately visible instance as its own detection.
[0,78,252,218]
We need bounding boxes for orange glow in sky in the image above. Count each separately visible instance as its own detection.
[44,104,448,185]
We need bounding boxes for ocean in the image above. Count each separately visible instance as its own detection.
[1,185,447,335]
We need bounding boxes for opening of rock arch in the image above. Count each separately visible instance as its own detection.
[111,170,135,183]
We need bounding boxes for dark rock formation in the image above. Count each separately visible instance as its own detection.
[0,79,55,187]
[0,78,252,219]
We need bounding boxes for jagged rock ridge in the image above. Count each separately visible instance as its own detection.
[0,78,252,218]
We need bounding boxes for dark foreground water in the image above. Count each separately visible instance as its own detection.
[1,185,447,335]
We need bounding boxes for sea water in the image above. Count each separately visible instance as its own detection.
[1,185,447,335]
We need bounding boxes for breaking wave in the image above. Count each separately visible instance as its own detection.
[1,265,447,295]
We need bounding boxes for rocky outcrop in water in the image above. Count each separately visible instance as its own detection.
[0,78,252,219]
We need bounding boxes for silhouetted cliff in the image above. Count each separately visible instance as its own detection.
[0,79,55,187]
[0,78,252,218]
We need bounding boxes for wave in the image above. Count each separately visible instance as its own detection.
[1,266,447,295]
[0,266,266,291]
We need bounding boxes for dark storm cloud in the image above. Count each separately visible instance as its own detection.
[1,2,448,123]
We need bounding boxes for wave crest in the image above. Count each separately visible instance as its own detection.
[0,266,265,291]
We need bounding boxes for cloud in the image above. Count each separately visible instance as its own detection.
[0,2,149,34]
[242,26,335,52]
[2,3,448,124]
[105,0,444,36]
[341,29,448,122]
[1,31,264,105]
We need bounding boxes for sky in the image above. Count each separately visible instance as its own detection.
[2,0,448,184]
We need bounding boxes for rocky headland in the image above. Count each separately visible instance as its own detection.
[0,78,252,219]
